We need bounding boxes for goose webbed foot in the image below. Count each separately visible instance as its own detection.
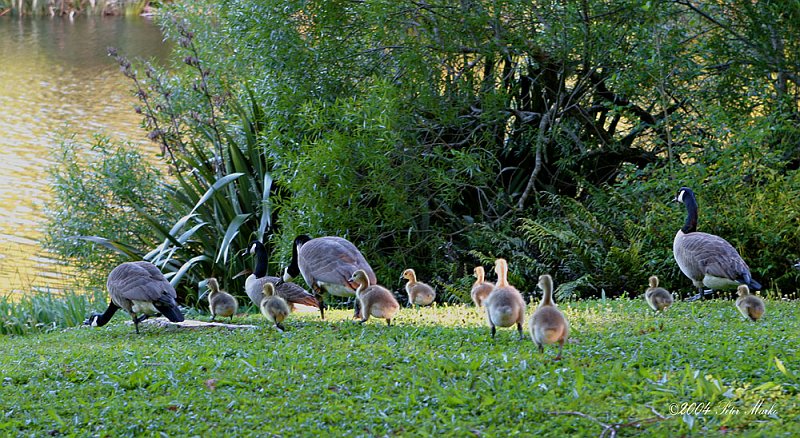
[686,289,714,302]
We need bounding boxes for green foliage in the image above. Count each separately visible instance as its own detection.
[44,0,800,305]
[1,301,799,435]
[45,135,174,290]
[0,289,104,335]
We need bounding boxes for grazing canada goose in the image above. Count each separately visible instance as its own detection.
[281,235,376,320]
[529,274,569,359]
[349,269,399,326]
[470,266,494,307]
[735,285,765,321]
[673,187,761,301]
[401,268,436,306]
[644,276,674,312]
[483,259,525,339]
[206,278,238,322]
[84,261,184,334]
[260,282,291,331]
[245,241,320,314]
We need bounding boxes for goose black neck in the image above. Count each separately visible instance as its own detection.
[682,191,698,233]
[90,302,120,327]
[287,235,311,278]
[252,241,269,278]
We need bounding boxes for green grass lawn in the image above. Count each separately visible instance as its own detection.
[1,299,798,436]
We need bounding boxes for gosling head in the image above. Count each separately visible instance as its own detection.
[648,276,659,289]
[737,284,750,298]
[538,274,553,293]
[494,258,508,276]
[473,266,485,279]
[401,268,416,282]
[349,269,369,285]
[263,282,276,297]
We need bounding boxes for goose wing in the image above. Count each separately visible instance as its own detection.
[107,261,177,302]
[300,237,376,287]
[680,232,753,283]
[249,276,320,309]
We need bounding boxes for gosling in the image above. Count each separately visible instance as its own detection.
[529,274,569,359]
[207,278,238,322]
[483,258,525,339]
[401,268,436,307]
[735,285,765,321]
[260,282,291,331]
[470,266,494,307]
[644,275,674,312]
[350,269,400,326]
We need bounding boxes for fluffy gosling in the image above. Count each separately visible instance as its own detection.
[470,266,494,307]
[350,269,400,326]
[260,282,291,331]
[735,285,765,321]
[644,275,674,312]
[401,268,436,306]
[207,278,238,322]
[529,274,569,359]
[483,258,525,339]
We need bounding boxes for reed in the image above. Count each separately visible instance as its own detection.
[0,0,153,17]
[0,288,104,335]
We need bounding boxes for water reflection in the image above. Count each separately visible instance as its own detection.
[0,16,169,295]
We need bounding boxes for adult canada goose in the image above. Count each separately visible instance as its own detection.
[529,274,569,359]
[673,187,761,301]
[470,266,494,307]
[735,285,765,321]
[245,241,320,314]
[260,282,291,331]
[401,268,436,306]
[281,235,376,319]
[483,259,525,339]
[84,261,184,334]
[644,276,674,312]
[349,269,399,326]
[206,278,238,322]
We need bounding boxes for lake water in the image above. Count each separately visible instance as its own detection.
[0,16,170,295]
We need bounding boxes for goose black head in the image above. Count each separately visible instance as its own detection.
[293,234,312,249]
[83,314,101,326]
[674,187,694,203]
[284,235,312,280]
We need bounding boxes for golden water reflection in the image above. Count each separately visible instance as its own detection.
[0,16,170,296]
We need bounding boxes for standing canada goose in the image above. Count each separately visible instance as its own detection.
[84,261,184,334]
[529,274,569,359]
[673,187,761,301]
[483,259,525,339]
[206,278,238,322]
[260,282,291,331]
[735,285,765,321]
[644,276,674,312]
[281,235,376,319]
[245,241,320,314]
[349,269,399,326]
[470,266,494,307]
[401,268,436,306]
